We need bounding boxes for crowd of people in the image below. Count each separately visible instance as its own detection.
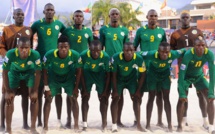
[0,2,214,134]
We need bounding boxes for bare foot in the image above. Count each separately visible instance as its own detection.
[0,126,5,132]
[22,124,30,130]
[156,122,165,128]
[137,124,147,132]
[176,126,183,132]
[37,122,43,127]
[131,121,137,127]
[168,125,173,132]
[65,121,71,129]
[4,130,12,134]
[30,128,39,134]
[117,122,127,128]
[146,125,153,132]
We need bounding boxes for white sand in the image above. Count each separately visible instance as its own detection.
[0,78,213,134]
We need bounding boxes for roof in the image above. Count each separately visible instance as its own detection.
[191,0,215,5]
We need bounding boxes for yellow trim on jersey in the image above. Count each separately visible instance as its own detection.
[138,67,146,72]
[119,52,136,60]
[191,48,194,54]
[155,51,158,58]
[84,26,87,29]
[28,50,31,56]
[40,19,43,22]
[54,49,58,57]
[106,25,109,28]
[143,26,146,29]
[168,52,171,58]
[71,26,74,29]
[68,50,72,56]
[204,48,208,54]
[119,25,122,28]
[87,50,90,57]
[100,51,104,58]
[15,48,19,57]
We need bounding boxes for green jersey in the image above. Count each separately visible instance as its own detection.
[62,25,93,53]
[43,49,82,75]
[31,18,66,58]
[140,48,186,72]
[178,48,215,98]
[3,48,41,72]
[80,50,110,72]
[112,52,146,77]
[134,25,166,51]
[99,24,129,57]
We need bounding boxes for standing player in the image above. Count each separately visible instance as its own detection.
[31,3,66,127]
[99,8,129,127]
[140,42,186,132]
[0,8,32,131]
[62,10,93,128]
[42,35,82,132]
[170,11,207,128]
[80,40,110,131]
[133,9,166,127]
[177,36,215,133]
[3,37,41,134]
[111,42,146,132]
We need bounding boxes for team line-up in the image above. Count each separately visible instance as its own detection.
[0,2,214,134]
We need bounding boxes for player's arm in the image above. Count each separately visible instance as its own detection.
[178,52,192,99]
[42,54,51,97]
[123,28,129,43]
[33,53,42,92]
[60,23,66,33]
[102,55,111,98]
[171,48,187,59]
[139,51,154,60]
[207,52,215,99]
[0,29,7,57]
[162,30,167,42]
[111,56,118,98]
[170,33,177,50]
[80,54,87,97]
[88,29,93,45]
[99,28,105,50]
[133,29,140,50]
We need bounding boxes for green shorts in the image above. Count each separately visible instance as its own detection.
[184,74,208,91]
[116,72,137,95]
[84,70,106,95]
[147,69,171,91]
[48,69,75,96]
[8,70,35,89]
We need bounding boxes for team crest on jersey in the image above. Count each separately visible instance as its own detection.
[121,32,125,36]
[99,63,104,66]
[168,60,172,63]
[68,61,73,65]
[35,59,41,65]
[180,64,186,70]
[192,30,197,34]
[85,33,89,38]
[4,56,9,63]
[25,30,30,35]
[158,34,162,38]
[132,64,138,69]
[27,61,33,65]
[55,25,59,30]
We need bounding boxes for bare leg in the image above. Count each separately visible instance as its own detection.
[146,90,156,130]
[117,94,126,127]
[81,94,90,131]
[111,96,120,132]
[69,96,79,131]
[65,95,72,129]
[37,85,43,127]
[5,92,15,134]
[177,99,185,132]
[156,91,164,127]
[99,95,109,130]
[30,98,39,134]
[162,90,172,132]
[0,94,5,131]
[43,96,53,130]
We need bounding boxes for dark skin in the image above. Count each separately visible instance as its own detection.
[3,41,41,134]
[146,9,158,29]
[177,13,207,126]
[110,45,146,132]
[108,8,126,127]
[43,42,81,131]
[145,46,172,132]
[177,40,214,132]
[0,8,30,131]
[65,11,85,128]
[43,4,55,23]
[81,44,110,130]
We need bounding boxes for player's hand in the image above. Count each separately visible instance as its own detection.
[44,90,51,98]
[5,90,14,106]
[73,89,79,98]
[30,91,38,104]
[112,90,119,99]
[208,98,214,103]
[134,89,141,99]
[179,98,187,102]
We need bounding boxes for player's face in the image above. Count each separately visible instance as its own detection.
[147,10,158,26]
[58,42,70,57]
[44,5,55,19]
[123,45,135,61]
[13,9,24,25]
[90,45,101,59]
[180,13,191,27]
[194,40,206,56]
[73,12,84,25]
[158,46,170,60]
[109,10,120,23]
[18,41,31,59]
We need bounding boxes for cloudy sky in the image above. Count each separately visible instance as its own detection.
[0,0,193,22]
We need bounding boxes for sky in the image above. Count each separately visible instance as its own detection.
[0,0,193,22]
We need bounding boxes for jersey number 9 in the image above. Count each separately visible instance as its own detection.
[150,35,154,42]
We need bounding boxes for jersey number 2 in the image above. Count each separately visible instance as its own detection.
[77,36,82,43]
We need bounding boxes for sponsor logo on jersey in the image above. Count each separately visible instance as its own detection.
[99,63,104,66]
[68,61,73,65]
[168,60,172,63]
[85,33,89,38]
[40,27,44,30]
[121,32,125,36]
[158,34,162,38]
[192,30,197,34]
[191,60,194,63]
[55,25,59,30]
[25,30,30,35]
[35,59,41,65]
[4,56,9,63]
[144,34,148,36]
[27,61,33,65]
[180,64,186,70]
